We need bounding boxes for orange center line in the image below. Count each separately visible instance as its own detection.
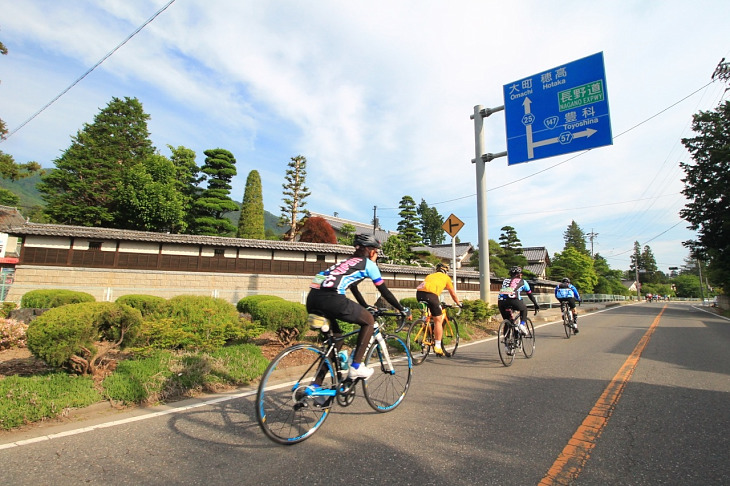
[539,305,666,485]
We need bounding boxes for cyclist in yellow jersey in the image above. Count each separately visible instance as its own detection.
[416,262,462,356]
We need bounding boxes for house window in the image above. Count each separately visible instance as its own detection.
[89,241,103,251]
[316,254,325,262]
[214,248,225,257]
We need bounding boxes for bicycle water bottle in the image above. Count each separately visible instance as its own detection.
[338,350,349,370]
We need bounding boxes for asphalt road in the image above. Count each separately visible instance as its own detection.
[2,302,729,485]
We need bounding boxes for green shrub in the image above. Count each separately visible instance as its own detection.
[20,289,95,309]
[1,301,17,318]
[115,294,167,317]
[137,295,247,351]
[459,299,497,323]
[400,297,425,319]
[251,299,307,345]
[26,302,143,374]
[236,294,284,314]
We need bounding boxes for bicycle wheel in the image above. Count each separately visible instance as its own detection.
[256,344,336,445]
[497,320,515,367]
[407,319,431,365]
[363,334,412,412]
[441,317,459,357]
[522,318,535,358]
[562,306,572,339]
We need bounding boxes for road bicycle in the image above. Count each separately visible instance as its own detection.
[497,307,535,367]
[560,301,577,338]
[255,308,412,445]
[406,302,460,365]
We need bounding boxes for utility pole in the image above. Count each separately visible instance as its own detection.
[587,229,598,258]
[372,206,377,235]
[471,104,506,304]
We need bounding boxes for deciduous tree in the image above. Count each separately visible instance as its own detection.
[299,216,337,243]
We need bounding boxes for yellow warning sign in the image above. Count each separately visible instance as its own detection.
[441,213,464,238]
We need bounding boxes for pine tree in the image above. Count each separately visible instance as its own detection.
[279,155,311,241]
[38,97,155,227]
[563,220,589,255]
[168,145,203,234]
[397,195,422,257]
[680,101,730,289]
[189,148,239,236]
[237,170,265,239]
[417,199,444,246]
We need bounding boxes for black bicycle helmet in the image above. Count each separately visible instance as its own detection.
[509,266,522,276]
[436,262,450,274]
[353,233,381,249]
[562,278,570,284]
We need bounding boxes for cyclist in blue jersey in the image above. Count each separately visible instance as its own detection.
[555,278,582,332]
[307,233,409,380]
[497,266,539,335]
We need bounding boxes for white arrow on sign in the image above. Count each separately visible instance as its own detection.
[521,96,599,159]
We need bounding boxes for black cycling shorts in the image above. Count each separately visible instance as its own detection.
[557,297,576,310]
[306,289,373,334]
[416,290,442,317]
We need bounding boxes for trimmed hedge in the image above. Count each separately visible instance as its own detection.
[26,302,143,373]
[115,294,167,317]
[249,299,307,344]
[236,295,284,315]
[21,289,95,309]
[136,295,250,351]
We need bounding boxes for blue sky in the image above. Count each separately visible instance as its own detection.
[1,0,729,275]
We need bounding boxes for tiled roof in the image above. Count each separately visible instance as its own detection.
[6,222,356,254]
[0,206,27,231]
[522,246,550,263]
[411,242,474,260]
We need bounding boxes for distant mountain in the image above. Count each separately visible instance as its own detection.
[0,174,284,235]
[0,173,45,211]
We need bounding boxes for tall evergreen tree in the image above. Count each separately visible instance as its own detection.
[563,220,589,255]
[280,155,311,241]
[168,145,202,234]
[680,100,730,290]
[338,223,356,246]
[417,199,444,246]
[189,148,238,236]
[397,195,422,254]
[237,170,265,239]
[38,97,155,227]
[499,225,527,270]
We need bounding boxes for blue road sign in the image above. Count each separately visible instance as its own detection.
[503,52,612,166]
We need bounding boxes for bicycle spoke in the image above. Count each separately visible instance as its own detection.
[256,344,335,445]
[363,334,412,412]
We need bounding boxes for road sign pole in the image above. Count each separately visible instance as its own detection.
[451,236,457,293]
[472,105,505,304]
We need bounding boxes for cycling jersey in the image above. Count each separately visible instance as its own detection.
[417,272,453,295]
[310,256,384,294]
[555,283,581,300]
[498,277,533,300]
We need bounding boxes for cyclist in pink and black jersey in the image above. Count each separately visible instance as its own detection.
[307,233,409,381]
[497,266,539,334]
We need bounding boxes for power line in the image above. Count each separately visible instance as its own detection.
[1,0,177,143]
